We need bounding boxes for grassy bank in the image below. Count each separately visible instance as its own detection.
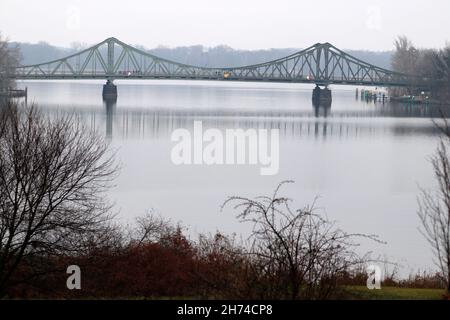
[345,286,446,300]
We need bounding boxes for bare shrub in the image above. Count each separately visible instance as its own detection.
[195,232,252,299]
[222,181,382,300]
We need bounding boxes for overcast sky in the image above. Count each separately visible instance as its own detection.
[0,0,448,51]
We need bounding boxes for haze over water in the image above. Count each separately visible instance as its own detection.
[20,79,443,275]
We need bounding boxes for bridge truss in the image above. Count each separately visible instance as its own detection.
[12,37,412,87]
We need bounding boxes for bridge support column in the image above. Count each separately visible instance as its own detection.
[102,79,117,99]
[312,85,332,107]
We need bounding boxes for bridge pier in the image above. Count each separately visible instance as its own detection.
[312,85,332,107]
[102,79,117,99]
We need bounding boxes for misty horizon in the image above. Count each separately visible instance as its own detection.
[12,37,396,53]
[1,0,449,51]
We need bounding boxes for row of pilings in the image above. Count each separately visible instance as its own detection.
[356,88,388,103]
[0,87,28,104]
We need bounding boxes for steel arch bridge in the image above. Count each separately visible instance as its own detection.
[11,37,416,87]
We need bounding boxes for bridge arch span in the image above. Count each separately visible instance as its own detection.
[13,37,413,86]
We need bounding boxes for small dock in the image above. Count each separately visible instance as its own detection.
[390,95,430,104]
[0,87,28,101]
[356,88,438,105]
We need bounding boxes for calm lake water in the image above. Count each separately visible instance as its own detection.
[19,79,444,275]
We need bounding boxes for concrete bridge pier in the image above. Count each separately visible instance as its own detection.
[312,85,332,107]
[102,79,117,99]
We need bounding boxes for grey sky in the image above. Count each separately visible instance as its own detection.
[0,0,448,51]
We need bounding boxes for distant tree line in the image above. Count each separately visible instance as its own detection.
[11,40,393,70]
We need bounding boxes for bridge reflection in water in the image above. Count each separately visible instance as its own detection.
[104,97,116,139]
[94,98,441,141]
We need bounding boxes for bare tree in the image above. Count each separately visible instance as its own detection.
[222,181,381,300]
[392,36,418,75]
[418,127,450,295]
[390,36,419,97]
[430,46,450,103]
[0,33,20,91]
[0,102,117,296]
